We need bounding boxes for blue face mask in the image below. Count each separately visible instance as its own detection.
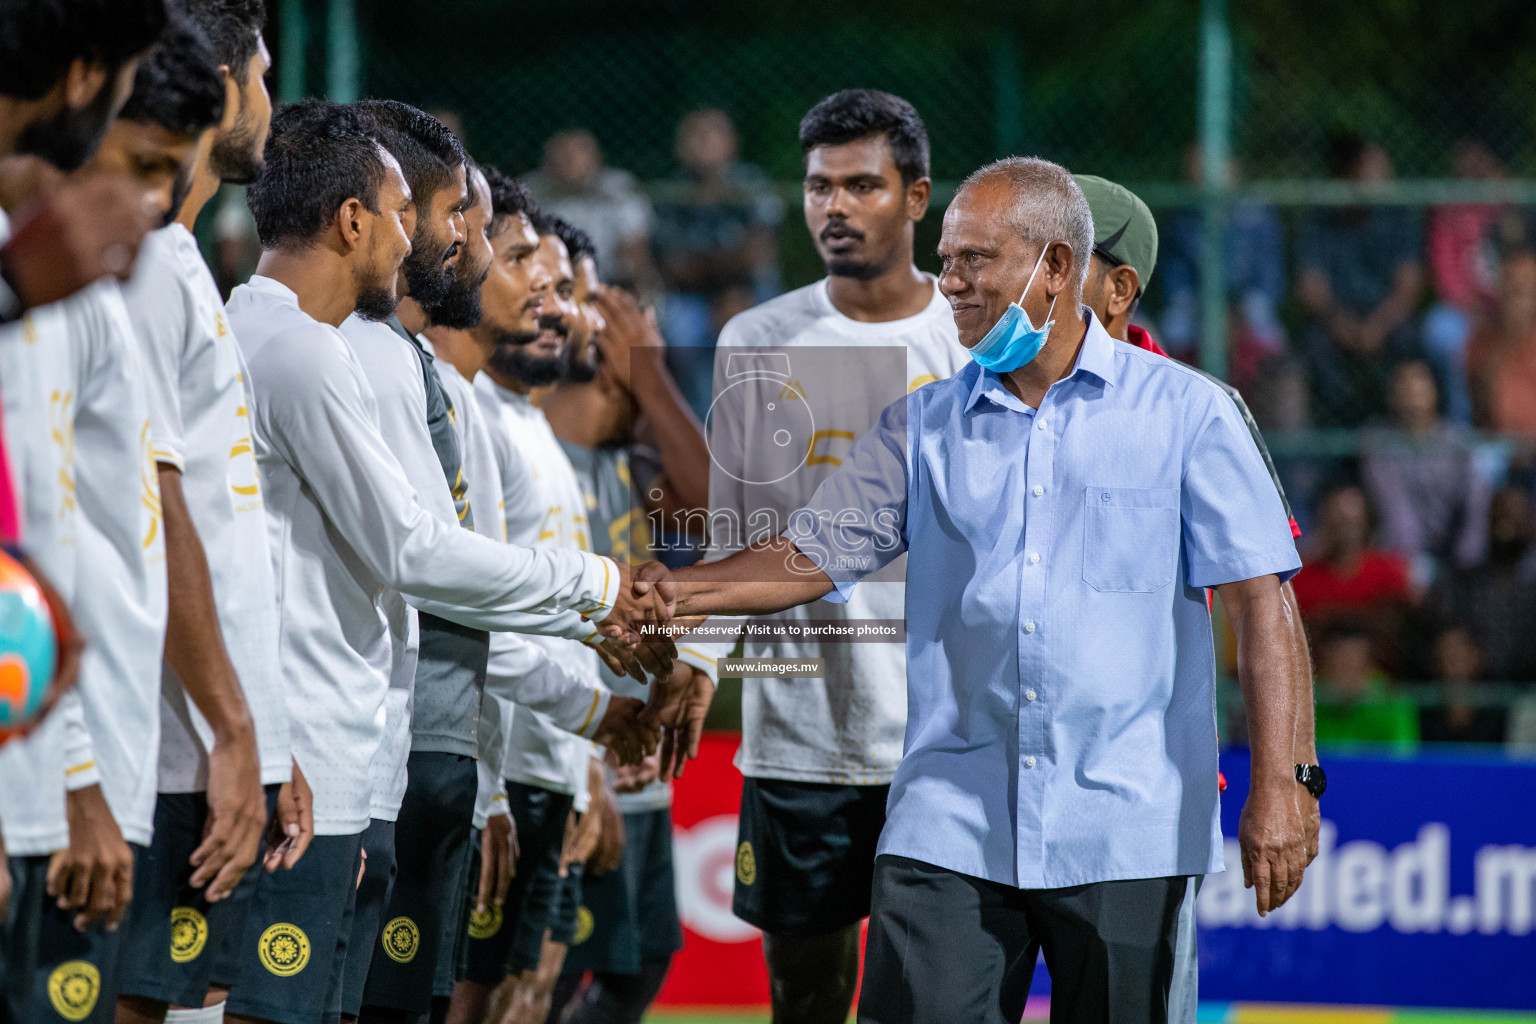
[968,248,1059,374]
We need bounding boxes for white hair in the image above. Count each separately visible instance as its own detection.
[960,156,1095,293]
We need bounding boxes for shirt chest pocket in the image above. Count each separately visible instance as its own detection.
[1082,486,1180,593]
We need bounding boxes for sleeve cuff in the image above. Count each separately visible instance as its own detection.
[151,443,186,473]
[575,687,613,740]
[676,645,720,683]
[578,555,620,622]
[64,759,101,791]
[1187,547,1303,589]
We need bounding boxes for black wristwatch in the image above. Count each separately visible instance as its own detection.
[1295,763,1327,799]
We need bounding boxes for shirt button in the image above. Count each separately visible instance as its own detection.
[1024,620,1036,633]
[1032,486,1043,497]
[1101,492,1112,502]
[1026,689,1037,701]
[1025,756,1037,768]
[1036,419,1047,431]
[1029,552,1040,564]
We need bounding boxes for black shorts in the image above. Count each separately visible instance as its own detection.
[461,782,573,985]
[546,865,584,948]
[360,752,477,1015]
[562,807,683,977]
[441,825,478,997]
[222,832,365,1024]
[338,818,396,1018]
[0,847,141,1023]
[732,778,889,936]
[118,785,281,1008]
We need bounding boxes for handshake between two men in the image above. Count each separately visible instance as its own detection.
[576,558,704,772]
[583,545,835,780]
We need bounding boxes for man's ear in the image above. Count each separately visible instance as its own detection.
[1109,266,1141,318]
[63,58,109,110]
[906,176,932,222]
[218,66,241,132]
[335,197,367,252]
[1045,240,1076,296]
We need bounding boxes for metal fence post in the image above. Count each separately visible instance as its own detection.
[1198,0,1232,380]
[327,0,361,103]
[279,0,307,104]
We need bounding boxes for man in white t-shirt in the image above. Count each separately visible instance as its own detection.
[115,10,296,1023]
[668,90,967,1024]
[221,101,668,1024]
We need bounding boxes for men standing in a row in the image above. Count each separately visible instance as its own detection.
[223,100,669,1024]
[0,22,226,1022]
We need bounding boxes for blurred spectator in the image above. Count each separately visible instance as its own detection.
[1361,360,1490,574]
[651,108,784,416]
[1465,249,1536,437]
[1158,145,1287,384]
[1296,136,1424,427]
[1427,486,1536,683]
[1422,138,1508,424]
[525,128,656,289]
[1313,623,1420,750]
[1250,355,1329,537]
[1419,627,1506,743]
[1291,483,1414,666]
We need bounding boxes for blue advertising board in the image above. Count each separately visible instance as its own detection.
[1196,748,1536,1009]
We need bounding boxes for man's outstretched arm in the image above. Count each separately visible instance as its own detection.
[663,537,835,619]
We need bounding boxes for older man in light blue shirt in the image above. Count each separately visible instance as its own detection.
[665,156,1311,1024]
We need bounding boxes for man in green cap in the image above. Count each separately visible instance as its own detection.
[1076,172,1323,1022]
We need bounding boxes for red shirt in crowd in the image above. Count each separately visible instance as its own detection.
[1290,550,1412,617]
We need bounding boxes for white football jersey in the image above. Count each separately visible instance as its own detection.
[676,276,969,785]
[65,282,168,845]
[122,225,290,792]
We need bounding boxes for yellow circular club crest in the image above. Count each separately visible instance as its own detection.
[467,904,502,939]
[47,960,100,1021]
[735,841,757,886]
[258,922,311,977]
[573,906,595,945]
[382,916,420,964]
[170,906,209,963]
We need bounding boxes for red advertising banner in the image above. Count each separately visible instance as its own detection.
[656,731,769,1007]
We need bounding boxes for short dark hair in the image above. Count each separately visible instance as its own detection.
[0,0,169,101]
[481,165,537,237]
[117,14,225,137]
[182,0,265,83]
[552,220,596,267]
[247,99,386,250]
[798,89,930,186]
[351,99,464,207]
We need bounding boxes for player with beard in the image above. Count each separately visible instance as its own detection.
[115,5,303,1023]
[0,0,168,324]
[447,217,613,1024]
[337,104,660,1024]
[224,101,668,1024]
[433,171,673,1024]
[666,90,969,1024]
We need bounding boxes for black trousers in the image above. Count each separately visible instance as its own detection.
[858,855,1194,1024]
